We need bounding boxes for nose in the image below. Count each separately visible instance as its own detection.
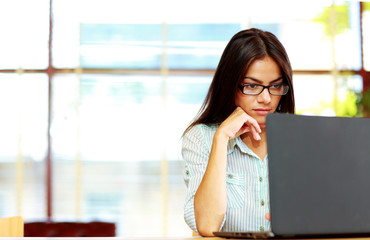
[257,88,271,104]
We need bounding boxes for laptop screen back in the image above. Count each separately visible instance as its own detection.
[266,114,370,237]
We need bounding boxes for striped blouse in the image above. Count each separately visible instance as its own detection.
[182,124,270,234]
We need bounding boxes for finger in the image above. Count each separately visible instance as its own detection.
[244,117,261,140]
[241,125,251,133]
[244,116,261,134]
[250,125,261,141]
[265,213,271,221]
[234,125,251,137]
[250,119,262,134]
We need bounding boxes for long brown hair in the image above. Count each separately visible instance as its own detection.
[184,28,295,134]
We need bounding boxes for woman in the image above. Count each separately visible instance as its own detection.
[182,28,295,236]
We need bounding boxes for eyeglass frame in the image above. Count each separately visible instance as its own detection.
[237,83,289,96]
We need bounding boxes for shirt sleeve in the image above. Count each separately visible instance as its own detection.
[181,125,226,234]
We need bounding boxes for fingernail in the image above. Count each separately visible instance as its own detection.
[256,134,261,141]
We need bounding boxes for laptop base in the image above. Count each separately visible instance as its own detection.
[213,231,275,239]
[214,231,370,239]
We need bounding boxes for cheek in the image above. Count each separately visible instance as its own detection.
[235,94,253,109]
[235,93,246,107]
[273,96,282,109]
[235,95,241,107]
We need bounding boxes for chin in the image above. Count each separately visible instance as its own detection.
[255,117,266,128]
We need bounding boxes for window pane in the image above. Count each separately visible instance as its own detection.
[0,73,48,219]
[52,0,165,69]
[53,0,361,71]
[52,74,166,161]
[363,2,370,71]
[294,73,362,116]
[52,0,80,68]
[249,1,361,70]
[0,0,49,69]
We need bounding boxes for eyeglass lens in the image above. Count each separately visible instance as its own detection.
[240,84,289,96]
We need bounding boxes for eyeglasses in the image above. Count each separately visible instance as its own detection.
[238,83,289,96]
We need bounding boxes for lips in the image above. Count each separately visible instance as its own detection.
[253,108,271,116]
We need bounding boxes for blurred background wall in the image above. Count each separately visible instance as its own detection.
[0,0,369,237]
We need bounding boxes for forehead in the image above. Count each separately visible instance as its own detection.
[244,56,282,83]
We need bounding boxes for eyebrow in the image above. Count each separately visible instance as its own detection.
[244,76,283,84]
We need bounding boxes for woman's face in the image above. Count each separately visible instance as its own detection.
[235,56,283,129]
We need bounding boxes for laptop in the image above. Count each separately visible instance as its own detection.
[214,113,370,238]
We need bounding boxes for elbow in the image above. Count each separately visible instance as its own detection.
[195,216,224,237]
[196,224,218,237]
[193,195,226,237]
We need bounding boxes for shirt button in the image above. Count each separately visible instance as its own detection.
[260,226,265,232]
[185,170,190,175]
[259,177,263,182]
[227,174,233,179]
[261,200,265,206]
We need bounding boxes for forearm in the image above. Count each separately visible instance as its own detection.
[194,131,229,236]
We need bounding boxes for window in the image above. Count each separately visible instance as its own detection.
[0,0,368,237]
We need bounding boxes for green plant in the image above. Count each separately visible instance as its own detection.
[313,3,349,36]
[336,90,358,117]
[357,89,370,117]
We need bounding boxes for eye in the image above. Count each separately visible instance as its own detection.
[270,84,282,89]
[245,84,259,89]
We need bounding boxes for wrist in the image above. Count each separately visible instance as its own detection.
[214,129,230,143]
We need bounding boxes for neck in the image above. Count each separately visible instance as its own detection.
[241,130,268,160]
[241,130,267,145]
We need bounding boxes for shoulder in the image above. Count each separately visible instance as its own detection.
[182,123,220,164]
[184,124,220,139]
[183,123,220,145]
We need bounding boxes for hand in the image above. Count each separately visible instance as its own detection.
[265,213,271,221]
[217,107,261,141]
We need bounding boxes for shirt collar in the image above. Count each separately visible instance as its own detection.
[226,138,237,155]
[227,136,260,158]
